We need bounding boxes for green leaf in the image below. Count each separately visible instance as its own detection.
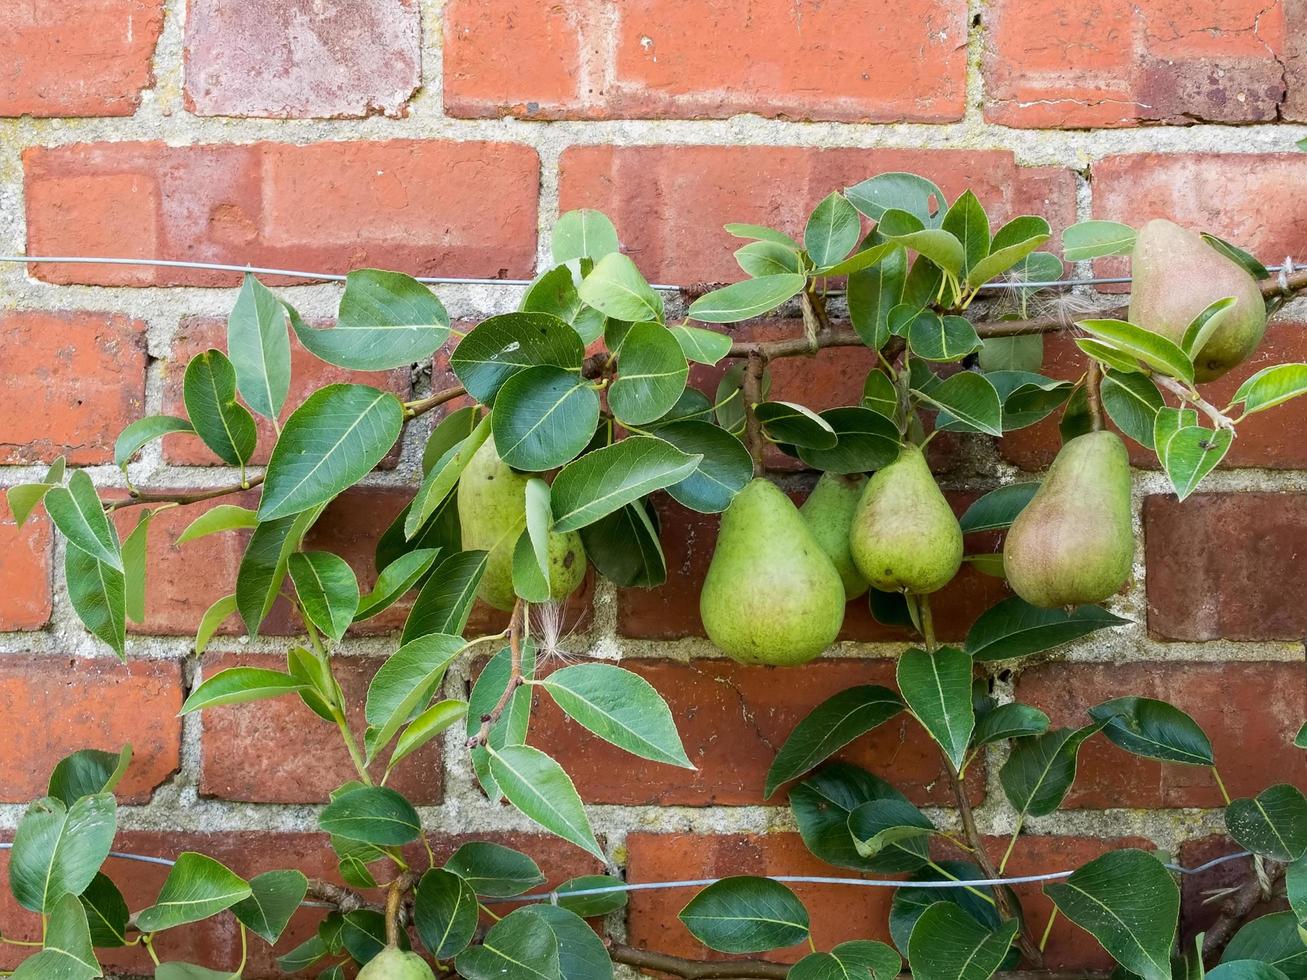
[1045,849,1178,980]
[790,943,902,980]
[790,764,926,873]
[289,551,359,642]
[877,209,964,279]
[259,384,404,520]
[725,223,803,249]
[1077,319,1195,383]
[940,190,990,281]
[796,407,900,475]
[1163,426,1233,501]
[9,793,116,913]
[233,505,324,637]
[755,401,838,449]
[914,372,1003,437]
[520,904,612,980]
[232,869,307,944]
[680,877,809,953]
[689,274,807,324]
[364,633,466,763]
[848,247,907,349]
[292,270,450,370]
[669,325,733,366]
[415,868,479,959]
[1154,406,1199,471]
[540,663,693,768]
[11,892,100,980]
[1063,220,1137,261]
[1088,697,1214,765]
[275,934,328,972]
[805,192,861,269]
[356,548,442,620]
[191,595,236,657]
[1001,723,1104,819]
[979,334,1044,373]
[579,502,666,588]
[65,544,126,659]
[765,687,904,797]
[341,908,405,964]
[959,483,1038,533]
[550,436,700,531]
[965,596,1130,661]
[319,786,421,845]
[154,964,237,980]
[445,841,545,898]
[907,902,1018,980]
[8,482,57,529]
[389,699,469,773]
[1232,364,1307,416]
[846,172,948,226]
[468,643,536,801]
[1101,371,1164,448]
[553,209,619,264]
[578,252,663,323]
[48,745,131,806]
[1202,234,1271,280]
[183,349,257,466]
[890,861,1014,962]
[177,504,259,544]
[908,314,982,362]
[848,798,933,862]
[409,414,492,540]
[896,647,974,770]
[823,241,902,278]
[973,703,1049,746]
[135,852,251,932]
[1181,296,1238,359]
[716,361,771,435]
[1226,785,1307,861]
[402,550,488,643]
[457,909,561,980]
[121,510,151,624]
[114,415,194,470]
[966,217,1052,288]
[489,744,603,858]
[654,421,753,514]
[226,273,291,421]
[181,667,304,714]
[452,313,585,404]
[736,240,803,278]
[79,871,130,948]
[1210,963,1293,980]
[552,875,629,917]
[1223,912,1307,978]
[492,365,600,472]
[522,266,605,345]
[46,470,120,571]
[610,322,690,425]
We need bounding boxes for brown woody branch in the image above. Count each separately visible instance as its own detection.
[1201,859,1284,963]
[104,473,266,513]
[466,599,525,748]
[607,943,790,979]
[742,352,767,475]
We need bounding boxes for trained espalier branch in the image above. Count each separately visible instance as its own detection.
[6,174,1307,980]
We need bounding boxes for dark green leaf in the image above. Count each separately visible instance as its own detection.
[766,687,904,797]
[415,868,479,959]
[489,744,603,858]
[972,703,1049,746]
[552,436,700,531]
[46,470,120,572]
[79,872,130,948]
[654,421,752,514]
[1223,912,1307,979]
[135,852,251,932]
[401,550,488,643]
[940,190,990,280]
[797,407,901,474]
[965,596,1129,662]
[1101,371,1164,449]
[959,484,1038,533]
[294,270,449,370]
[226,273,291,421]
[848,247,907,349]
[907,902,1018,980]
[445,841,545,898]
[452,312,585,404]
[1088,697,1214,766]
[232,869,307,944]
[114,415,194,470]
[184,350,258,466]
[553,875,629,917]
[180,667,304,714]
[579,502,666,588]
[318,786,421,845]
[9,794,116,913]
[908,314,982,362]
[457,908,561,980]
[519,904,613,980]
[11,892,100,980]
[610,322,690,425]
[790,764,927,873]
[47,746,131,806]
[492,365,600,472]
[914,372,1002,437]
[1226,785,1307,862]
[755,401,838,449]
[805,192,861,269]
[679,877,809,953]
[289,551,359,643]
[65,543,125,658]
[1001,724,1104,819]
[848,798,933,862]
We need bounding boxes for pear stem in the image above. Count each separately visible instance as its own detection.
[742,351,768,475]
[1085,361,1104,432]
[467,599,526,749]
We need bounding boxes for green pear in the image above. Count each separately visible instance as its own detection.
[358,945,436,979]
[700,478,845,666]
[849,443,962,595]
[457,435,586,611]
[1129,218,1267,382]
[800,472,871,600]
[1003,430,1133,608]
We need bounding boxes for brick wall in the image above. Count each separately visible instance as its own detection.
[1,1,1305,976]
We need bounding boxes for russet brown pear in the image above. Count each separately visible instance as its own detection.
[848,443,962,595]
[1129,218,1267,382]
[1002,430,1133,608]
[700,478,846,665]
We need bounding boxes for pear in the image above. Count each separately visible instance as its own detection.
[700,478,845,665]
[358,946,436,979]
[1129,218,1267,381]
[457,435,586,611]
[849,444,962,594]
[800,473,871,600]
[1003,430,1132,608]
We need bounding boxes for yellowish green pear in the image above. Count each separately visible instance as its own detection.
[800,472,871,600]
[849,443,962,594]
[457,435,585,611]
[1003,430,1132,608]
[1129,218,1267,382]
[357,946,436,979]
[700,478,845,665]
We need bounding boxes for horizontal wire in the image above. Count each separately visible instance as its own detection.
[1,253,1298,294]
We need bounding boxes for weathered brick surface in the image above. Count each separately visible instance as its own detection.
[0,509,52,630]
[0,0,163,117]
[0,312,147,466]
[184,0,421,119]
[1144,493,1307,641]
[24,141,540,286]
[1016,661,1307,806]
[444,0,967,123]
[558,146,1076,283]
[0,656,181,803]
[984,0,1289,127]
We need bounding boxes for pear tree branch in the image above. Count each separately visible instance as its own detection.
[466,599,526,749]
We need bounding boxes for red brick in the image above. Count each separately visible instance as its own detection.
[0,507,52,630]
[1178,836,1286,945]
[199,653,442,803]
[0,311,146,466]
[162,316,411,466]
[444,0,966,123]
[984,0,1287,128]
[1000,322,1307,470]
[1016,661,1307,806]
[1092,155,1307,279]
[0,0,163,117]
[184,0,420,118]
[24,140,540,287]
[0,831,597,978]
[1145,493,1307,641]
[0,656,181,803]
[618,489,1009,644]
[527,658,984,807]
[558,146,1076,284]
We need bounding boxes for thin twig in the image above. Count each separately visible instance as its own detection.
[607,943,790,979]
[467,599,525,748]
[104,473,265,512]
[1085,361,1104,432]
[742,352,767,475]
[1153,374,1238,431]
[405,384,468,419]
